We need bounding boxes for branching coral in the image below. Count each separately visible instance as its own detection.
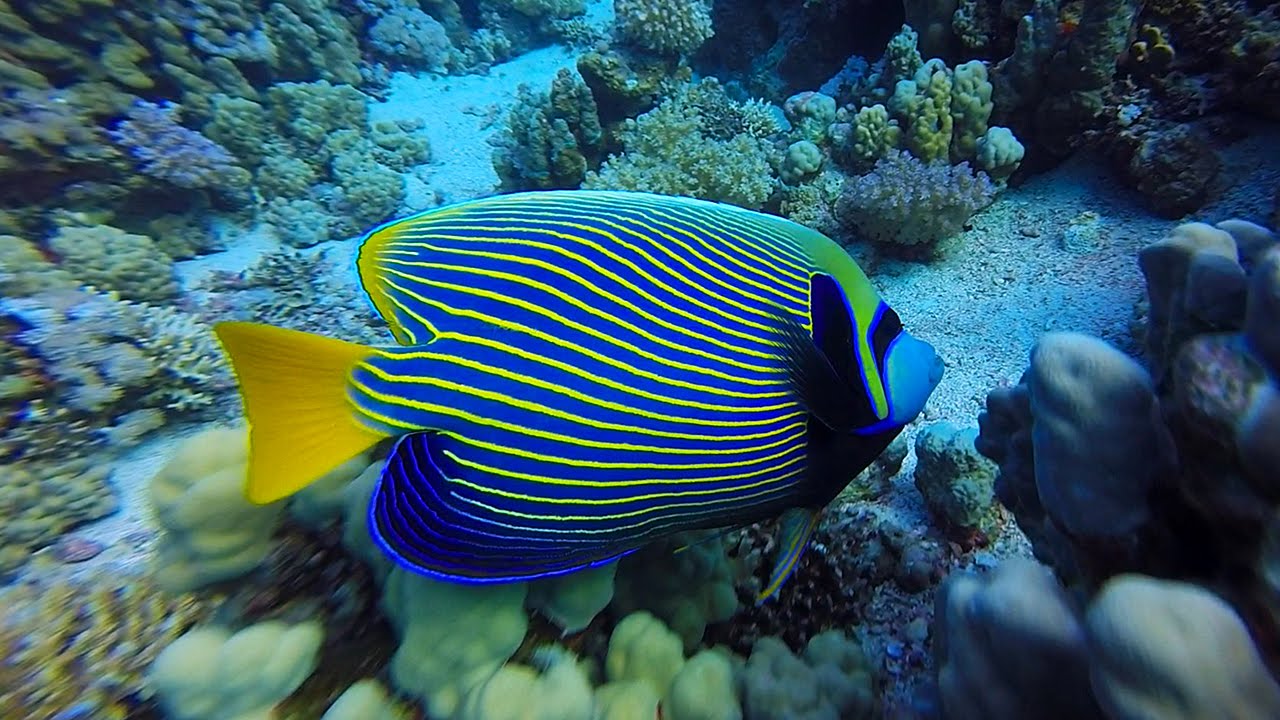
[838,150,995,247]
[196,248,387,344]
[0,285,235,479]
[0,575,208,718]
[583,79,781,209]
[493,68,603,191]
[614,0,714,56]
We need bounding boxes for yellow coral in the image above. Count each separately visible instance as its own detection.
[0,576,207,718]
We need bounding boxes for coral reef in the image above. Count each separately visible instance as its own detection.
[1,286,235,463]
[953,217,1280,715]
[613,0,714,57]
[196,247,388,343]
[46,223,179,303]
[838,150,995,248]
[0,461,116,577]
[0,574,208,718]
[493,67,604,191]
[584,78,782,209]
[204,80,429,246]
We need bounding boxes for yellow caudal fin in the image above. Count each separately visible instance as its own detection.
[213,322,388,505]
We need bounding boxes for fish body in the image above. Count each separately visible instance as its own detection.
[215,190,943,600]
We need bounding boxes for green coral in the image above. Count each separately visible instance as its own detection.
[0,235,73,297]
[614,0,714,56]
[0,0,376,250]
[575,50,667,122]
[46,223,177,302]
[206,81,428,246]
[782,91,837,144]
[781,140,823,184]
[780,170,847,241]
[1130,24,1176,78]
[913,421,1000,539]
[949,60,993,162]
[841,104,902,170]
[493,68,603,191]
[892,60,954,164]
[583,80,780,209]
[975,126,1025,182]
[841,30,1016,170]
[264,0,362,85]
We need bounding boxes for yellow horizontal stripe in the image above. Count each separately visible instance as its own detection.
[430,490,785,539]
[394,211,792,325]
[370,348,804,427]
[440,446,804,488]
[398,206,800,315]
[382,267,785,385]
[352,379,806,458]
[379,241,782,360]
[380,277,792,400]
[445,464,797,508]
[359,361,805,443]
[445,429,805,471]
[385,230,782,344]
[456,478,794,522]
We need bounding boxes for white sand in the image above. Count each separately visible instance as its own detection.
[370,45,580,207]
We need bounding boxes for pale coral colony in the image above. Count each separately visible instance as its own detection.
[0,1,1279,719]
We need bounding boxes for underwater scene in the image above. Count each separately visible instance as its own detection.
[2,0,1280,718]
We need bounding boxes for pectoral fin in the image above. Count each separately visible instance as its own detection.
[757,506,823,604]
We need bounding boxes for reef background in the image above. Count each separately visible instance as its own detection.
[2,0,1280,718]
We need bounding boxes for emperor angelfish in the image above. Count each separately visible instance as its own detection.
[215,190,943,602]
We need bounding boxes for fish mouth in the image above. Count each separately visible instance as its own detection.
[885,333,943,424]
